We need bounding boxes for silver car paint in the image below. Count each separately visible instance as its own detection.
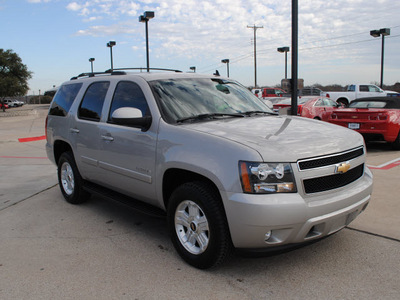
[46,72,373,249]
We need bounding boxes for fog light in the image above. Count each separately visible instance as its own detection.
[264,231,272,241]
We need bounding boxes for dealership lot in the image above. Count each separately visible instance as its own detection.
[0,105,399,299]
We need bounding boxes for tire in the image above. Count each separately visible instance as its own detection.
[391,132,400,150]
[337,98,348,107]
[167,181,232,269]
[57,151,90,204]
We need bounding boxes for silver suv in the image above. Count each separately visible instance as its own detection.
[46,70,373,269]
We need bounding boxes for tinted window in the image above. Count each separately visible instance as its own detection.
[349,101,387,108]
[348,85,355,92]
[49,83,82,116]
[78,82,110,121]
[108,81,150,122]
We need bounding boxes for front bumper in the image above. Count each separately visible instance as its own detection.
[223,167,373,249]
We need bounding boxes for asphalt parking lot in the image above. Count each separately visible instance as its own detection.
[0,105,399,299]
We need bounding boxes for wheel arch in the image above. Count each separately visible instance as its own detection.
[53,140,73,165]
[336,97,349,107]
[162,168,222,210]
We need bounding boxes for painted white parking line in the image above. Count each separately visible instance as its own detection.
[368,157,400,170]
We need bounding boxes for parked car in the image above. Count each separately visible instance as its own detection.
[300,97,339,121]
[321,84,388,107]
[0,102,9,110]
[272,96,315,114]
[252,87,287,99]
[14,99,24,106]
[329,96,400,149]
[262,87,287,98]
[46,69,373,269]
[4,99,17,107]
[4,99,23,107]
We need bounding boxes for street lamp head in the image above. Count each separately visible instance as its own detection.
[221,59,229,64]
[370,30,381,38]
[139,11,155,22]
[379,28,390,36]
[277,46,290,53]
[190,66,196,72]
[89,58,95,62]
[107,41,116,47]
[144,11,155,19]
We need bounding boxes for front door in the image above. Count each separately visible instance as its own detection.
[96,80,158,205]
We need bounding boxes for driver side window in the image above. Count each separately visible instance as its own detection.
[108,81,150,122]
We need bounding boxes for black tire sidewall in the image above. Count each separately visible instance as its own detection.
[167,182,231,269]
[57,152,87,204]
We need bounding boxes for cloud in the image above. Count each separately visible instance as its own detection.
[30,0,400,85]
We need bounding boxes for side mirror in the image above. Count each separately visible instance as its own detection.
[111,107,152,131]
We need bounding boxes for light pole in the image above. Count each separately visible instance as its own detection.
[89,58,95,73]
[106,41,116,71]
[370,28,390,88]
[277,47,290,79]
[190,66,196,73]
[221,59,230,77]
[139,11,155,72]
[247,24,263,88]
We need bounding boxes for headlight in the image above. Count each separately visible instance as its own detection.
[239,161,297,194]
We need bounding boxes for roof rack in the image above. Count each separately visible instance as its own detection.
[70,70,126,80]
[70,67,183,80]
[106,67,183,73]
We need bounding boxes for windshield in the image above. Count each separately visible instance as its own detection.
[149,78,273,123]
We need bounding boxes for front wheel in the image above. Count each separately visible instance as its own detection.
[167,182,232,269]
[57,152,90,204]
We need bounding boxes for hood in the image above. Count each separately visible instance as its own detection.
[185,115,364,162]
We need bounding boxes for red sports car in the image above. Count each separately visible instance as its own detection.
[329,97,400,149]
[273,96,318,115]
[300,97,339,121]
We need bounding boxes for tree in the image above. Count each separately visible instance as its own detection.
[0,49,32,101]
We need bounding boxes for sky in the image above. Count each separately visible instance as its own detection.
[1,0,400,94]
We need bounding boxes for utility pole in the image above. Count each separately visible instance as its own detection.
[291,0,298,116]
[247,24,263,88]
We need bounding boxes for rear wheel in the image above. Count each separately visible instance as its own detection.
[57,152,90,204]
[167,181,232,269]
[337,98,348,107]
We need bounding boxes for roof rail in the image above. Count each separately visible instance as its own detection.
[106,67,183,73]
[70,70,127,80]
[70,67,183,80]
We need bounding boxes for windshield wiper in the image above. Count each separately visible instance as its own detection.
[242,110,275,116]
[177,113,244,123]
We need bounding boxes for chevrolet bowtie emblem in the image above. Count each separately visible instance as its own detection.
[336,162,351,174]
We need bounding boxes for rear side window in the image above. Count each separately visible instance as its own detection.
[108,81,149,121]
[49,83,82,116]
[78,81,110,121]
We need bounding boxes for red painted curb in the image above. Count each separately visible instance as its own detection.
[18,135,46,143]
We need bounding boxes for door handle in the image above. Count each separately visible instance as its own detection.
[101,135,114,142]
[70,128,80,134]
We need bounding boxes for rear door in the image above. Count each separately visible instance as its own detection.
[69,81,110,182]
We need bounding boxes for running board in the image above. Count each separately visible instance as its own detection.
[83,181,166,218]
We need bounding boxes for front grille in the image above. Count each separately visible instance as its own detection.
[303,164,364,194]
[298,147,364,170]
